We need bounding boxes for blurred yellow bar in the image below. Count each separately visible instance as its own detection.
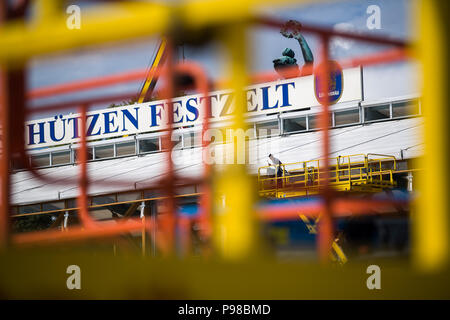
[35,0,61,23]
[0,2,171,65]
[0,0,314,65]
[414,0,449,272]
[213,22,258,260]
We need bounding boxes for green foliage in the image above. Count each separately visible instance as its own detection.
[108,98,138,108]
[12,214,55,233]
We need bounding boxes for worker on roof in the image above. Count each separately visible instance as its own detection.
[268,154,282,175]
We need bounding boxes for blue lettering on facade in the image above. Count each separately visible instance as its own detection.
[219,92,234,117]
[86,114,101,136]
[172,101,184,124]
[261,86,279,110]
[199,94,218,118]
[186,97,199,122]
[48,115,66,142]
[149,103,164,127]
[276,82,295,107]
[122,107,139,132]
[246,89,258,112]
[103,111,119,134]
[67,117,79,139]
[27,122,46,145]
[24,70,357,148]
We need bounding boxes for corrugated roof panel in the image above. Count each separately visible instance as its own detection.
[11,117,423,206]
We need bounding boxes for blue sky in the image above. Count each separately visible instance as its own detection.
[28,0,418,117]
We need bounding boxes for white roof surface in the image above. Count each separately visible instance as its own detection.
[11,117,423,205]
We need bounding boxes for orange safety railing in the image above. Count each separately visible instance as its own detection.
[4,43,214,255]
[0,1,414,263]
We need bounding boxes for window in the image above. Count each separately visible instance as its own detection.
[30,154,50,167]
[52,151,70,165]
[139,137,160,153]
[334,109,360,126]
[173,134,183,150]
[392,100,420,118]
[364,104,390,121]
[218,127,255,142]
[204,127,226,144]
[176,185,197,197]
[18,204,41,214]
[94,145,114,159]
[73,147,94,162]
[117,192,140,202]
[116,141,136,157]
[256,120,279,138]
[92,195,115,205]
[42,201,65,212]
[308,114,332,130]
[66,199,77,209]
[283,116,307,133]
[11,158,26,170]
[161,133,183,150]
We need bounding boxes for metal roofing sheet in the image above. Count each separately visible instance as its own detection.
[11,117,423,205]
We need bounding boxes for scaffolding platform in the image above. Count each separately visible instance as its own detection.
[258,154,397,198]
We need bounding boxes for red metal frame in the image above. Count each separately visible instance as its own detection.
[11,55,214,255]
[1,14,411,261]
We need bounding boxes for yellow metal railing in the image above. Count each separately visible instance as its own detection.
[414,0,449,272]
[258,154,396,196]
[0,0,447,273]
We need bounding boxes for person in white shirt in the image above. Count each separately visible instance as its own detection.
[268,154,283,178]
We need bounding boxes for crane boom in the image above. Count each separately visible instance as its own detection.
[137,38,167,103]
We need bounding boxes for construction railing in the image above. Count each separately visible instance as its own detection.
[0,0,448,272]
[258,153,397,197]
